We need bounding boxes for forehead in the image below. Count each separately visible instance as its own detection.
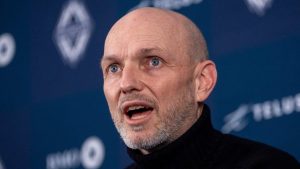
[107,26,170,47]
[106,15,183,51]
[108,39,166,56]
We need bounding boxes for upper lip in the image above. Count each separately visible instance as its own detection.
[120,100,154,115]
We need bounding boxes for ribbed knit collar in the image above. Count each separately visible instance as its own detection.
[127,104,222,169]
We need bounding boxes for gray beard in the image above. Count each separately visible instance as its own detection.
[112,86,196,151]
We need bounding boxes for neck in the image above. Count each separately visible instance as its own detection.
[140,141,169,155]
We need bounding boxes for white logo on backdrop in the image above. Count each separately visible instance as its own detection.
[131,0,203,10]
[81,137,105,169]
[0,157,5,169]
[54,0,93,67]
[0,33,15,68]
[222,93,300,133]
[133,0,273,17]
[245,0,273,16]
[46,136,105,169]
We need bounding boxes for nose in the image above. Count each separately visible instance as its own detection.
[120,65,143,93]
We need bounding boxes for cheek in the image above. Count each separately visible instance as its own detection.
[151,74,194,105]
[151,77,182,102]
[103,80,119,110]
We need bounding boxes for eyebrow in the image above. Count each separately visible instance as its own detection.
[137,47,163,55]
[100,54,118,69]
[100,47,164,66]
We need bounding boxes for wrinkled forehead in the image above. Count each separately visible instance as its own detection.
[104,16,181,56]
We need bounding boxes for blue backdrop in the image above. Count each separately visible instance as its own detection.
[0,0,299,168]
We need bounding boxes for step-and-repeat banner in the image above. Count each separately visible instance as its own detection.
[1,0,299,168]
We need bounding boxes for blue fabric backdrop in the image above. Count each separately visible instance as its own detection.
[0,0,299,168]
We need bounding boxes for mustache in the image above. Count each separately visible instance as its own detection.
[118,93,157,113]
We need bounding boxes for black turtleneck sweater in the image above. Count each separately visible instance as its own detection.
[126,105,300,169]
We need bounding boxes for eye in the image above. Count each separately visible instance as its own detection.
[108,64,120,73]
[149,57,161,67]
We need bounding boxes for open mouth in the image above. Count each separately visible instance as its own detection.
[125,105,154,120]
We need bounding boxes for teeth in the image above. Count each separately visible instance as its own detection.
[127,106,145,112]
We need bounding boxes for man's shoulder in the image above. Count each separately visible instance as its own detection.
[216,133,300,169]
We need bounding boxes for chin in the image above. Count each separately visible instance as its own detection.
[127,130,169,151]
[122,130,155,149]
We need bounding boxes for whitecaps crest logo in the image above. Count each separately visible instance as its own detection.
[245,0,273,16]
[54,0,93,67]
[131,0,203,10]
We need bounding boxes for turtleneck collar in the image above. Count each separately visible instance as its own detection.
[127,104,222,169]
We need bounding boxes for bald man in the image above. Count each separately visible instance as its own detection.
[101,7,299,169]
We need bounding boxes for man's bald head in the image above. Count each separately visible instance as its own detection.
[104,7,208,62]
[102,7,217,154]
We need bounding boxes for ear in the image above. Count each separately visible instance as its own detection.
[194,60,217,102]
